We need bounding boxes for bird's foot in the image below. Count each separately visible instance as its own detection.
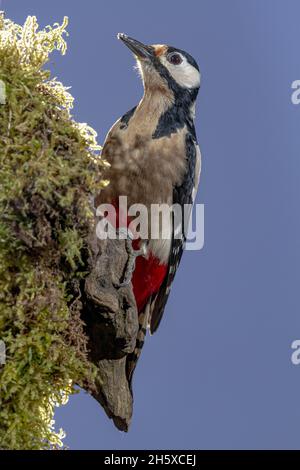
[117,229,146,286]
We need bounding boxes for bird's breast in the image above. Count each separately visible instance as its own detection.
[101,123,188,209]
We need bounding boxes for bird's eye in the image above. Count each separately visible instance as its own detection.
[167,53,182,65]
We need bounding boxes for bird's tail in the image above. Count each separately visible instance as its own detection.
[126,300,151,389]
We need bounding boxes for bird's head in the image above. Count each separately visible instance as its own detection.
[117,33,200,102]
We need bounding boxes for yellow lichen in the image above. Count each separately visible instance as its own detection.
[0,13,105,449]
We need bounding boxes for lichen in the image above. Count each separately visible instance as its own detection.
[0,13,106,449]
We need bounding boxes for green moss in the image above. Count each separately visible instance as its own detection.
[0,13,106,449]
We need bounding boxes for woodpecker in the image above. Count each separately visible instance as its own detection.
[96,34,201,384]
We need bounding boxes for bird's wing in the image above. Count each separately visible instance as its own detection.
[126,134,200,384]
[149,133,200,333]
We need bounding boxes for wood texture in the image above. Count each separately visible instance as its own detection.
[81,230,139,431]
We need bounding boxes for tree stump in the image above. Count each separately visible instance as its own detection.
[82,230,139,431]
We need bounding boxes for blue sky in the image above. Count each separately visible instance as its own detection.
[4,0,300,449]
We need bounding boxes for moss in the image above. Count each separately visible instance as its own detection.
[0,13,106,449]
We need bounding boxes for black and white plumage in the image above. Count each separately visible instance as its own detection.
[97,34,201,382]
[150,131,200,333]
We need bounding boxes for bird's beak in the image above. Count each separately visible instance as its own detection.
[117,33,154,60]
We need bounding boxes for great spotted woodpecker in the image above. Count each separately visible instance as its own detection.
[96,34,201,384]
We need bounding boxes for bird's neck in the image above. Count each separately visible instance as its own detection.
[127,88,174,136]
[139,87,174,117]
[128,85,197,138]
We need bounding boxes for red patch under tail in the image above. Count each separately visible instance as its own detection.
[108,199,168,313]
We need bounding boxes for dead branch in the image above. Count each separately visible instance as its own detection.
[81,229,139,431]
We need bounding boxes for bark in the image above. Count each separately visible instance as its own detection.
[81,229,139,432]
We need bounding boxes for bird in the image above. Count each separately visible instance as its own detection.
[96,34,201,385]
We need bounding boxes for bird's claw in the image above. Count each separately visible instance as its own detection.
[117,229,146,287]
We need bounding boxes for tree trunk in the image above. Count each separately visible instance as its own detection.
[81,228,139,431]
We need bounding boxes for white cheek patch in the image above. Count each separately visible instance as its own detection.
[161,55,200,89]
